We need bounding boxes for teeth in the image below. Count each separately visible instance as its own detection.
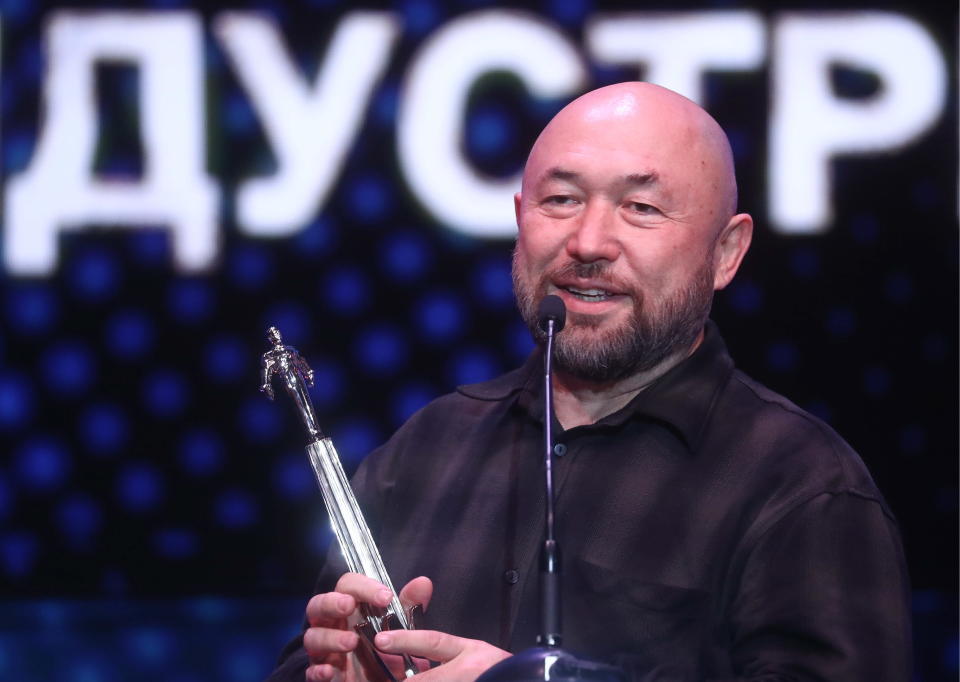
[565,286,611,301]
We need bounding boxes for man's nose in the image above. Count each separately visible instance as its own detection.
[564,201,621,263]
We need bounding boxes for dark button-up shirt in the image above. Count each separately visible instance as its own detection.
[269,322,911,681]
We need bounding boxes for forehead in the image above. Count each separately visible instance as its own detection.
[525,105,708,192]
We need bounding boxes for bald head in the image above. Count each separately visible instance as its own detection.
[523,82,739,227]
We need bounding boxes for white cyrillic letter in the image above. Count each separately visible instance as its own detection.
[586,12,765,104]
[5,12,217,275]
[215,12,399,236]
[398,10,586,238]
[770,12,947,233]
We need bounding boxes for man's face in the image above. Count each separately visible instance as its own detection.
[512,91,728,383]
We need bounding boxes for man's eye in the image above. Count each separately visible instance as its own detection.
[544,195,577,206]
[628,202,660,215]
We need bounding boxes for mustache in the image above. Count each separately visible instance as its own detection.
[549,261,635,295]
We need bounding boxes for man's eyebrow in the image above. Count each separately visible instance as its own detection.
[542,167,580,182]
[623,172,659,187]
[538,168,660,187]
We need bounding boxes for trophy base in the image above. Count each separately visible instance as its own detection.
[477,646,626,682]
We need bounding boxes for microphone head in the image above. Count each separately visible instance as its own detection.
[537,295,566,333]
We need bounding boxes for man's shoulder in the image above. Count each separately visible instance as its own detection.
[716,366,883,502]
[393,361,534,433]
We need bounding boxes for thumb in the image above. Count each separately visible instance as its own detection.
[399,576,433,614]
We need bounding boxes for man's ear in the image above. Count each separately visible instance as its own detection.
[712,213,753,291]
[514,192,522,228]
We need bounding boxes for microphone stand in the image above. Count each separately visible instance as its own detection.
[477,296,625,682]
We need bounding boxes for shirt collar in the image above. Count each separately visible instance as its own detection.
[456,320,734,452]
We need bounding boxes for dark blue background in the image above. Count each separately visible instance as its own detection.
[0,1,956,680]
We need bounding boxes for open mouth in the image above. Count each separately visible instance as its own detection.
[560,286,617,302]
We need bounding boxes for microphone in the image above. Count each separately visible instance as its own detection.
[537,294,566,334]
[537,295,564,648]
[478,296,625,682]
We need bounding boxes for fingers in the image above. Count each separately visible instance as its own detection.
[306,661,343,682]
[335,572,395,608]
[399,576,434,613]
[374,629,466,662]
[304,625,359,658]
[307,573,394,627]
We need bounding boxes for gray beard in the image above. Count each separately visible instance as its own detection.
[512,251,715,384]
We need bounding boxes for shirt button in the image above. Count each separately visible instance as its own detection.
[504,569,519,584]
[553,443,567,457]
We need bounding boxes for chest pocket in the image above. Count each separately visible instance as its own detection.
[566,557,712,681]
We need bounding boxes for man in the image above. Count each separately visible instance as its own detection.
[268,82,911,681]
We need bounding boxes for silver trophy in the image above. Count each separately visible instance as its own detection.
[260,326,420,680]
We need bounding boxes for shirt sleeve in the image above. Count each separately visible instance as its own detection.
[719,490,912,681]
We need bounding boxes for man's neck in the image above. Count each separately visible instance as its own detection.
[552,329,704,430]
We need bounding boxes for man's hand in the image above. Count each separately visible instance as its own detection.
[373,629,511,681]
[304,573,433,682]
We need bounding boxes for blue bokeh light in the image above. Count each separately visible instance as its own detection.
[263,302,311,346]
[127,231,170,266]
[57,494,104,544]
[399,0,441,36]
[293,217,337,257]
[507,319,535,363]
[355,324,407,374]
[237,398,283,443]
[79,403,129,456]
[105,309,155,359]
[309,359,345,410]
[467,106,516,160]
[390,382,437,426]
[15,437,70,492]
[380,231,432,282]
[373,81,399,128]
[116,463,164,512]
[415,291,465,343]
[0,472,12,520]
[0,532,38,577]
[168,279,214,324]
[449,348,498,386]
[68,248,121,302]
[547,0,592,26]
[6,283,58,334]
[152,528,198,559]
[331,418,381,470]
[272,453,314,500]
[346,173,392,223]
[42,341,95,396]
[472,257,514,309]
[3,129,34,171]
[0,371,34,429]
[224,91,257,134]
[142,370,189,417]
[215,489,258,529]
[228,245,274,291]
[179,429,224,477]
[204,335,247,383]
[321,266,371,316]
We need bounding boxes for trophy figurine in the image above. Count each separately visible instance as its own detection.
[261,326,420,680]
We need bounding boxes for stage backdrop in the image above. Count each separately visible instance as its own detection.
[0,1,956,680]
